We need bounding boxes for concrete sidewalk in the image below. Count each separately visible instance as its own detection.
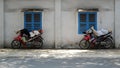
[0,49,120,68]
[0,49,120,58]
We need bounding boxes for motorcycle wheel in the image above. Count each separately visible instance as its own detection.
[79,39,90,49]
[34,40,43,49]
[11,40,21,49]
[103,37,114,49]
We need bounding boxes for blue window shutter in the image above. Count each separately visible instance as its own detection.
[33,12,42,30]
[24,12,33,32]
[88,12,97,30]
[78,12,87,34]
[78,12,97,34]
[24,12,42,32]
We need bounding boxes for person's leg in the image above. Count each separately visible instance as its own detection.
[22,37,27,43]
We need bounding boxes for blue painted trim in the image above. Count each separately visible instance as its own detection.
[24,12,33,31]
[95,12,97,30]
[31,12,34,30]
[78,13,80,34]
[86,12,89,30]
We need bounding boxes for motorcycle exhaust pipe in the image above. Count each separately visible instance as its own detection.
[95,42,106,45]
[100,42,106,45]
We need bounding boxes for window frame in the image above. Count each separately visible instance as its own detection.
[24,12,42,32]
[78,12,97,34]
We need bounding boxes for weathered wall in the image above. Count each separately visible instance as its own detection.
[4,0,55,48]
[3,0,115,48]
[0,0,4,48]
[61,0,114,48]
[115,0,120,48]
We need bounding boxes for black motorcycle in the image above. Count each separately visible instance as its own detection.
[79,28,115,49]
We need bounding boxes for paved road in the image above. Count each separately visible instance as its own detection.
[0,49,120,68]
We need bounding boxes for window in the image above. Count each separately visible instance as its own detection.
[78,12,97,34]
[24,12,42,32]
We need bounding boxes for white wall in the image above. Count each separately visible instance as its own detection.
[3,0,115,48]
[115,0,120,48]
[4,0,55,48]
[0,0,4,48]
[54,0,62,48]
[61,0,114,48]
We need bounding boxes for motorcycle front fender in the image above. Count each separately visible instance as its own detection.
[83,35,91,41]
[14,35,22,41]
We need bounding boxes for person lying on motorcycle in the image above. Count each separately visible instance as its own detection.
[89,26,112,42]
[16,28,30,38]
[27,29,43,42]
[29,29,42,38]
[91,26,112,37]
[16,29,30,43]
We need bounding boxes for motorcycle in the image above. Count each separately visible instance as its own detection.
[79,28,114,49]
[11,32,43,49]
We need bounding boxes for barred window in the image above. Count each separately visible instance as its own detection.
[24,12,42,32]
[78,12,97,34]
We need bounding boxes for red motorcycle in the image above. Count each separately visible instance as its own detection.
[79,28,114,49]
[11,33,43,49]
